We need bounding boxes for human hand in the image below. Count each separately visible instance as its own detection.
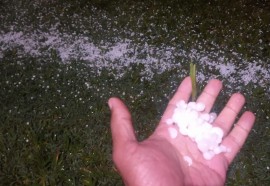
[108,77,255,186]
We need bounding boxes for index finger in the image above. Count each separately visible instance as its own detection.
[159,76,192,125]
[196,79,223,112]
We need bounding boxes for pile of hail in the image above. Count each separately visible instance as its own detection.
[166,100,230,161]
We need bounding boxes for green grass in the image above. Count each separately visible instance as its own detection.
[0,0,270,185]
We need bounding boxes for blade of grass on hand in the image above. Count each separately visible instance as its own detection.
[190,62,197,101]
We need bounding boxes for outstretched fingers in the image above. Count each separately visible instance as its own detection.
[222,111,256,164]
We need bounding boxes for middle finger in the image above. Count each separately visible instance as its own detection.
[196,79,223,112]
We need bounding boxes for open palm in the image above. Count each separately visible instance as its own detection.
[109,77,255,186]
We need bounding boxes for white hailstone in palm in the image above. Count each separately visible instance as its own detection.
[210,127,224,144]
[187,122,202,139]
[189,110,199,120]
[169,100,229,160]
[213,145,228,154]
[168,127,178,139]
[183,156,193,166]
[195,102,206,112]
[187,102,197,110]
[176,100,187,109]
[179,123,189,135]
[173,110,189,126]
[197,139,210,152]
[203,151,215,160]
[199,122,213,135]
[199,113,211,123]
[197,117,205,126]
[166,118,174,125]
[209,112,217,123]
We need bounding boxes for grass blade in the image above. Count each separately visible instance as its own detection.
[190,62,197,101]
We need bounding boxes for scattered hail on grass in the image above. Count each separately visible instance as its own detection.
[167,100,230,160]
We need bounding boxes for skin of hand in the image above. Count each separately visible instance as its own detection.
[108,76,255,186]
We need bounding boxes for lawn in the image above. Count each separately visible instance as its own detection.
[0,0,270,185]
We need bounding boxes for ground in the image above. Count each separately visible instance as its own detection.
[0,0,270,185]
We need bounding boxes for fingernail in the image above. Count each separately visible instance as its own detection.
[108,99,113,110]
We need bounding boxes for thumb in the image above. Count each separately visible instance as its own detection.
[108,97,137,150]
